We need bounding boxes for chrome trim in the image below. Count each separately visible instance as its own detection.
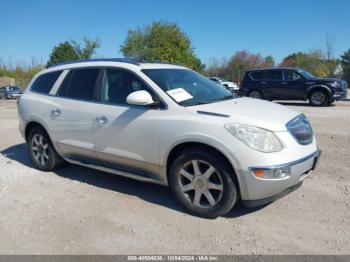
[249,150,321,171]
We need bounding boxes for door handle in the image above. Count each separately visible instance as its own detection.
[260,81,267,84]
[282,82,288,84]
[94,116,108,126]
[51,109,61,117]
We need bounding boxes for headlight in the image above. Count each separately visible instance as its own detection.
[329,81,340,87]
[225,124,283,152]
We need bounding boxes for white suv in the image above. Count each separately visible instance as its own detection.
[18,59,320,218]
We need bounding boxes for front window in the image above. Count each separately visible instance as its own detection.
[142,69,233,106]
[100,68,158,105]
[297,69,315,79]
[284,70,302,81]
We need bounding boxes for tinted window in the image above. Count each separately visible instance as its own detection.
[100,68,157,105]
[31,71,62,94]
[58,68,100,101]
[284,70,302,81]
[267,70,282,80]
[250,71,264,80]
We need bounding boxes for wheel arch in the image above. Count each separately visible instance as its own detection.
[25,121,53,144]
[307,85,332,99]
[165,141,242,197]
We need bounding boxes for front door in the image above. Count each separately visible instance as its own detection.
[93,67,162,178]
[282,70,305,99]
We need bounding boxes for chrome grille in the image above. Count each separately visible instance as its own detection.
[286,114,313,145]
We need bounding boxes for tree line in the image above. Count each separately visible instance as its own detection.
[1,20,349,87]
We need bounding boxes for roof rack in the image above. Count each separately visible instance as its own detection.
[47,58,141,68]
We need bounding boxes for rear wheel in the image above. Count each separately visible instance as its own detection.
[248,90,263,99]
[309,90,329,106]
[169,147,238,218]
[28,127,64,171]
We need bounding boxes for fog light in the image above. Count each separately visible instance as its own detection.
[252,167,291,179]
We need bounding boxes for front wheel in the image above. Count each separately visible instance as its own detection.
[309,90,329,106]
[168,147,238,218]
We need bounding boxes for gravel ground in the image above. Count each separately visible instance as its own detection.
[0,98,349,255]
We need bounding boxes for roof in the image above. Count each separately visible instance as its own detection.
[47,58,183,69]
[247,67,302,72]
[47,58,141,68]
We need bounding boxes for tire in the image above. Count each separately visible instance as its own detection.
[309,90,329,106]
[28,126,64,171]
[327,99,335,105]
[248,90,263,99]
[168,147,238,218]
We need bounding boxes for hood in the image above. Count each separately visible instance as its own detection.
[185,97,301,131]
[310,77,343,83]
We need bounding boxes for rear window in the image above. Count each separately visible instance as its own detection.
[31,71,62,94]
[58,68,100,101]
[250,71,265,80]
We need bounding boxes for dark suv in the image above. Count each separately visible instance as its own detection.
[238,68,348,106]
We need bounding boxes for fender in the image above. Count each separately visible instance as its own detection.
[306,84,332,99]
[161,134,244,189]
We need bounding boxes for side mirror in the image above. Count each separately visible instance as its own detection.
[126,90,154,106]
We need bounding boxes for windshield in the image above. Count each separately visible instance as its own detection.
[9,86,20,91]
[142,69,233,106]
[297,69,315,79]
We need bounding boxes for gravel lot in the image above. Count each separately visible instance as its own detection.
[0,98,349,255]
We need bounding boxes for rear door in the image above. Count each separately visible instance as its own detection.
[49,68,102,159]
[282,70,305,99]
[266,70,284,99]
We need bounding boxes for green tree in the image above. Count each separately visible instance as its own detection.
[47,41,79,66]
[280,50,333,77]
[47,37,101,66]
[341,49,350,83]
[71,37,101,59]
[120,21,204,72]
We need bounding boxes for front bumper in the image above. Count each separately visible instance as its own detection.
[7,93,22,98]
[239,150,321,207]
[333,90,347,101]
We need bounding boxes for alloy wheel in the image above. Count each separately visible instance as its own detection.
[310,91,326,105]
[31,134,50,166]
[177,160,224,208]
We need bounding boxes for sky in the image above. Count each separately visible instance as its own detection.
[1,0,349,65]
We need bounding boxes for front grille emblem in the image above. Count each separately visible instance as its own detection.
[286,115,313,145]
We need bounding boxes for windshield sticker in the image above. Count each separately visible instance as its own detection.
[167,88,193,102]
